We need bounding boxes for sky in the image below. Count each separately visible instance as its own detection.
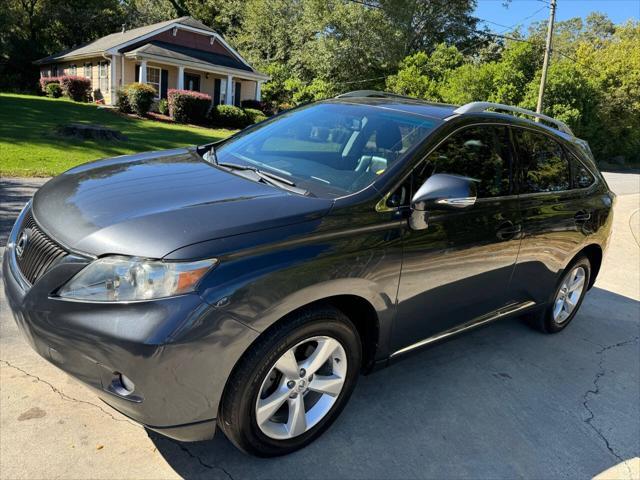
[474,0,640,34]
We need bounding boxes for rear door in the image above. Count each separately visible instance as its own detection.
[392,124,522,352]
[509,127,597,305]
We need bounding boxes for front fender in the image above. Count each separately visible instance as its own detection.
[184,215,404,362]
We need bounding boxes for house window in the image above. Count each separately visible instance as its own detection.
[84,63,92,78]
[99,61,109,92]
[146,66,161,98]
[69,64,77,75]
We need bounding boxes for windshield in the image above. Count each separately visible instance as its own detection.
[214,102,439,197]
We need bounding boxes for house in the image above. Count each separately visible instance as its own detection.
[34,16,269,106]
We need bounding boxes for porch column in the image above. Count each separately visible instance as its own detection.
[110,55,117,105]
[178,66,185,90]
[256,81,262,101]
[226,74,233,105]
[139,60,147,83]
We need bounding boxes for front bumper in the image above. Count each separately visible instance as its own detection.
[2,210,258,442]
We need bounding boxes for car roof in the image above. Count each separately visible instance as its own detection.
[327,95,458,120]
[326,91,576,142]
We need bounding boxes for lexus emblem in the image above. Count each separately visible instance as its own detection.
[16,230,30,258]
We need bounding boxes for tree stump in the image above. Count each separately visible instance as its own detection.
[55,124,127,141]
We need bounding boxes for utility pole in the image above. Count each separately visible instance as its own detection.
[536,0,557,116]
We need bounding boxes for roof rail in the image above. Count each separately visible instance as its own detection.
[335,90,412,100]
[453,102,574,136]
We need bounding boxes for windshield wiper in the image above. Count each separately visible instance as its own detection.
[216,162,310,196]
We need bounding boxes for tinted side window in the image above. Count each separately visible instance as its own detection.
[420,126,513,198]
[515,129,570,193]
[571,158,595,189]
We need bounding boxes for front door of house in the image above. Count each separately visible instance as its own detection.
[184,73,200,92]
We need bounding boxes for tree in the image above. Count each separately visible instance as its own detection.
[377,0,481,57]
[386,44,463,100]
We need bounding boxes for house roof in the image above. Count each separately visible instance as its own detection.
[126,41,254,72]
[34,17,219,64]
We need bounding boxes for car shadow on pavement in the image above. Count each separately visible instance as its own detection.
[149,287,639,480]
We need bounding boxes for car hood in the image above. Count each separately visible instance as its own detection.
[32,148,333,258]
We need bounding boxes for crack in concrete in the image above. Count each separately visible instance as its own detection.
[1,358,234,478]
[0,358,139,427]
[581,336,639,477]
[149,432,234,480]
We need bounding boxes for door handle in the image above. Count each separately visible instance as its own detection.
[574,211,591,222]
[496,221,522,241]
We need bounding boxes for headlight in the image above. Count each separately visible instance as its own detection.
[58,256,217,302]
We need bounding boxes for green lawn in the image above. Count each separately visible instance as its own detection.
[0,93,236,177]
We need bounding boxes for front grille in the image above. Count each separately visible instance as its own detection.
[15,209,68,284]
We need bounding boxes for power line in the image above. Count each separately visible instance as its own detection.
[462,4,549,54]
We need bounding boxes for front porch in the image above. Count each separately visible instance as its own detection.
[115,41,268,107]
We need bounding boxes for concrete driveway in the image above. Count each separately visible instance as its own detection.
[1,173,638,479]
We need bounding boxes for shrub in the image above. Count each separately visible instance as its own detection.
[115,88,131,113]
[241,99,271,115]
[243,107,267,124]
[277,103,294,112]
[158,98,169,116]
[168,89,211,124]
[45,82,62,98]
[59,75,92,102]
[39,76,61,93]
[126,83,156,115]
[209,104,248,128]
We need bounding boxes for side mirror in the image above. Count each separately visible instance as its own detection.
[411,173,478,211]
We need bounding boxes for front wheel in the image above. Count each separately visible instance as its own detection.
[218,306,361,456]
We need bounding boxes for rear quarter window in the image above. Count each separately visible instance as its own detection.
[571,156,596,189]
[514,128,571,193]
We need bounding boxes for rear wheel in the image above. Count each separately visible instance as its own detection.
[218,306,361,456]
[531,255,591,333]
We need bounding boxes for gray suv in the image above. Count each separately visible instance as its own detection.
[3,92,614,456]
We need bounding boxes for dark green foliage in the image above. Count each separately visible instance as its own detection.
[209,105,248,128]
[45,82,62,98]
[158,99,169,116]
[243,108,267,124]
[126,83,156,115]
[116,89,132,113]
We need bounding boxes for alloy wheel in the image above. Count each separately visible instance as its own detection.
[255,336,347,440]
[553,266,586,324]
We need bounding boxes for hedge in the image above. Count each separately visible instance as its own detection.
[240,99,271,115]
[39,76,61,92]
[45,82,62,98]
[209,104,248,128]
[115,88,132,113]
[168,89,211,124]
[59,76,92,102]
[126,83,156,115]
[158,99,169,116]
[39,75,91,101]
[244,108,267,124]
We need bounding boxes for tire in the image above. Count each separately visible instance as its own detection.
[530,255,591,333]
[218,305,362,457]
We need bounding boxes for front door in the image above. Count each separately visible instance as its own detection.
[392,124,522,352]
[184,73,201,92]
